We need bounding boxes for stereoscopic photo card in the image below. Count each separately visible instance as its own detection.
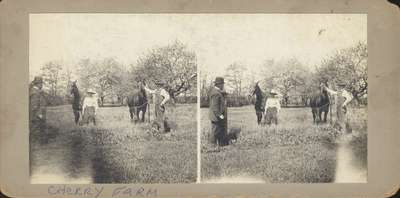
[1,0,399,198]
[200,14,367,184]
[28,13,198,184]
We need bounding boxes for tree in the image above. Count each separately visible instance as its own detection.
[260,58,311,106]
[41,61,63,97]
[316,42,367,104]
[133,40,197,101]
[224,62,247,96]
[77,57,126,106]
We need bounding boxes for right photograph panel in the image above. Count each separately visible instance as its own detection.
[200,14,367,183]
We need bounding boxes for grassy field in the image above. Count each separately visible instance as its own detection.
[30,103,197,183]
[201,105,367,183]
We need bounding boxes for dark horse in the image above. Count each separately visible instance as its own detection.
[310,85,330,124]
[249,82,265,125]
[127,82,148,122]
[70,81,82,125]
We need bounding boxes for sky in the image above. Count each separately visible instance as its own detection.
[29,14,367,82]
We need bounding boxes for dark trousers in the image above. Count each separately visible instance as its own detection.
[30,119,45,135]
[211,121,228,146]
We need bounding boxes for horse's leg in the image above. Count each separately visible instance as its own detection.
[141,107,146,122]
[135,107,140,122]
[318,108,323,124]
[256,111,262,125]
[73,110,79,125]
[129,107,134,120]
[323,108,328,123]
[312,108,316,124]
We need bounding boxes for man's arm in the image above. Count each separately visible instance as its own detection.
[39,93,47,119]
[81,98,87,115]
[160,89,170,106]
[324,86,337,95]
[276,99,281,113]
[94,97,99,114]
[264,99,270,113]
[144,86,155,94]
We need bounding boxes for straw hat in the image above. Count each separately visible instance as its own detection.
[87,89,96,94]
[337,81,347,87]
[270,89,278,95]
[155,79,166,86]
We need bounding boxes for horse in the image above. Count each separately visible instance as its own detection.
[310,85,330,124]
[127,82,148,123]
[70,81,82,125]
[249,82,266,125]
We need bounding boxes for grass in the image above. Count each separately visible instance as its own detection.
[201,105,367,183]
[30,103,197,183]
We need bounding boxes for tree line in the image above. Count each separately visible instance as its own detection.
[200,42,367,108]
[36,41,197,106]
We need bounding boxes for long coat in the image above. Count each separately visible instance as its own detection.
[29,86,47,123]
[29,86,47,133]
[208,87,227,122]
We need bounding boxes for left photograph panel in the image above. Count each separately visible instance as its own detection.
[29,14,197,183]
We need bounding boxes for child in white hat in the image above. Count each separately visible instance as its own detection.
[81,89,98,125]
[264,89,281,125]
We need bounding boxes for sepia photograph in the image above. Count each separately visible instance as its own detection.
[3,0,400,196]
[200,14,367,183]
[29,14,197,183]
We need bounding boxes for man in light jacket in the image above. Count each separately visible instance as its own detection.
[144,79,171,133]
[323,82,353,133]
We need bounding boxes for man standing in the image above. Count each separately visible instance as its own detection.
[29,76,47,134]
[144,79,171,133]
[208,77,228,146]
[323,82,353,133]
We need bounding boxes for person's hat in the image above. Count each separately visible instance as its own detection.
[270,89,278,95]
[32,76,43,84]
[87,89,96,94]
[337,82,347,87]
[214,77,224,85]
[155,79,166,86]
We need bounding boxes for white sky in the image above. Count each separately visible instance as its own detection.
[29,14,366,81]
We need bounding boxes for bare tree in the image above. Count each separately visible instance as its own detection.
[224,62,247,96]
[77,57,126,106]
[261,58,311,106]
[41,61,63,97]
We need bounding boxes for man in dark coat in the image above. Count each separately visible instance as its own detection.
[29,76,47,134]
[208,77,228,146]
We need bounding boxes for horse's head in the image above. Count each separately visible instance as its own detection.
[249,81,261,97]
[70,80,78,95]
